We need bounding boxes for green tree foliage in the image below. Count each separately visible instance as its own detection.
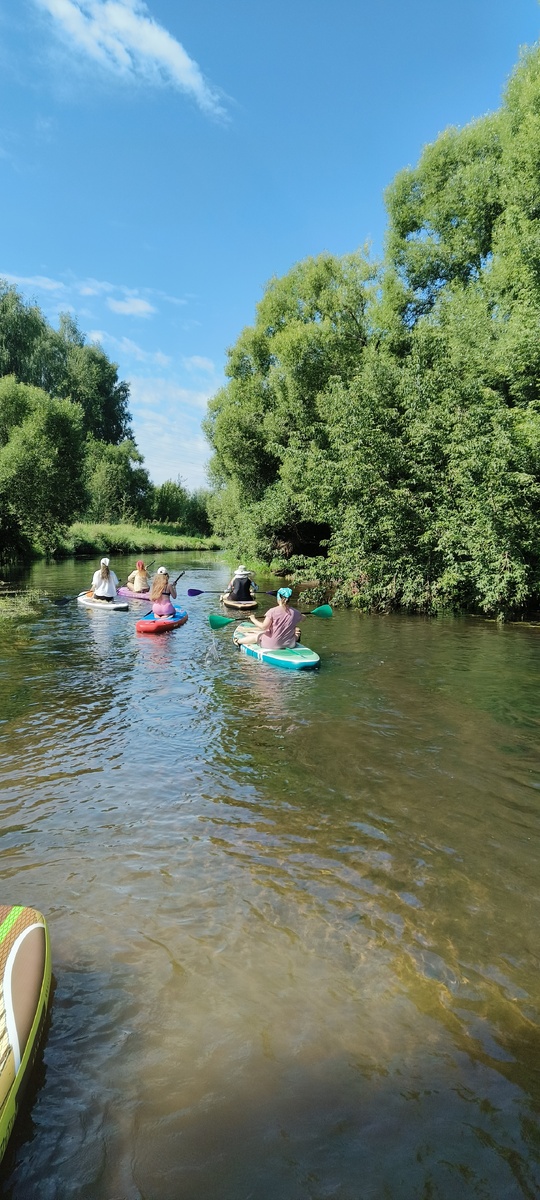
[150,477,211,534]
[0,378,86,554]
[205,251,375,558]
[0,285,132,442]
[204,44,540,616]
[0,286,156,559]
[84,438,153,524]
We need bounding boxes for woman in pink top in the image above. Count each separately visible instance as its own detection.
[150,566,177,617]
[240,587,304,648]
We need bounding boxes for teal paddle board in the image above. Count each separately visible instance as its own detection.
[233,622,320,670]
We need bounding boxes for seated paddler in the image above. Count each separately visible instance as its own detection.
[224,565,256,603]
[238,587,303,648]
[126,560,150,593]
[150,567,177,617]
[91,557,119,601]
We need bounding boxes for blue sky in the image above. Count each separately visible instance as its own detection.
[1,0,539,487]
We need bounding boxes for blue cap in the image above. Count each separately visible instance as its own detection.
[277,587,292,600]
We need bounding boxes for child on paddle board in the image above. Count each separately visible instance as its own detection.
[224,565,257,603]
[150,567,177,617]
[126,560,150,593]
[91,558,119,601]
[240,588,303,648]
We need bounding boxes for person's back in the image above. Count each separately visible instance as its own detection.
[260,603,302,649]
[150,567,176,617]
[230,576,253,602]
[127,560,150,592]
[92,558,118,600]
[228,566,254,602]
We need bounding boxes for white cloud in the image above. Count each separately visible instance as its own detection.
[107,295,156,316]
[89,329,170,365]
[1,271,66,292]
[128,374,213,486]
[0,269,185,314]
[34,0,226,118]
[183,354,215,374]
[128,375,213,410]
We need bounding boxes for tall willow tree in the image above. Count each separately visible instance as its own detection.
[205,251,376,560]
[205,41,540,617]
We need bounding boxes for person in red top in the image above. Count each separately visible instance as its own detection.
[240,587,304,648]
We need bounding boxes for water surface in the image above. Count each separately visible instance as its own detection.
[0,554,539,1199]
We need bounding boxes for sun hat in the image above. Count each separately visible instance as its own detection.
[277,587,292,600]
[101,557,110,567]
[157,566,169,575]
[233,565,249,577]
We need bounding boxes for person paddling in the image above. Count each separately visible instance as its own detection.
[239,587,303,648]
[150,567,177,618]
[91,557,119,602]
[224,565,256,603]
[126,560,150,593]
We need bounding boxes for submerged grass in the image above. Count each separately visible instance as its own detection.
[0,590,44,620]
[52,522,222,558]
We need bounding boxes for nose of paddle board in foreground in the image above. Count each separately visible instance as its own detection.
[0,905,52,1163]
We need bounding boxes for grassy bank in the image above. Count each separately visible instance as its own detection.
[50,522,222,558]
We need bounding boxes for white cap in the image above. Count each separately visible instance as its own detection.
[157,565,169,574]
[101,557,110,567]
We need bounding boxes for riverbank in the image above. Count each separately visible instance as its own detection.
[51,521,222,558]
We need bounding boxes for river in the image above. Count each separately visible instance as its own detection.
[0,553,538,1199]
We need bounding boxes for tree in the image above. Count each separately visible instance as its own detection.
[205,251,376,557]
[203,42,540,616]
[0,283,133,443]
[0,383,86,552]
[84,438,152,523]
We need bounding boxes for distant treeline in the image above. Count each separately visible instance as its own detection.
[0,286,210,560]
[205,43,540,617]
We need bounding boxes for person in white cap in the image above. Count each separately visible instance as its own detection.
[90,557,119,601]
[224,565,256,603]
[150,566,177,617]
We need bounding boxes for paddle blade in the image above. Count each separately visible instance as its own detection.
[188,588,204,597]
[311,604,333,618]
[208,613,235,630]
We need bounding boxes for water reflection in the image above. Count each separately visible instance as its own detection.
[0,556,538,1198]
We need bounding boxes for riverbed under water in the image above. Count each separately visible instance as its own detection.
[0,553,538,1199]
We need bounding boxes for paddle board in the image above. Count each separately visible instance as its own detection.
[117,587,151,601]
[233,622,320,670]
[77,592,129,612]
[0,905,51,1164]
[220,595,257,610]
[136,607,189,635]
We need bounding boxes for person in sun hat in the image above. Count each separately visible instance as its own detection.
[149,566,177,617]
[238,587,303,648]
[90,557,119,602]
[223,564,257,603]
[126,559,150,593]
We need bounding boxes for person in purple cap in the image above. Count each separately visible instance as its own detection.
[240,587,304,648]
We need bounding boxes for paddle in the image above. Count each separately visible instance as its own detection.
[188,588,277,598]
[208,604,332,630]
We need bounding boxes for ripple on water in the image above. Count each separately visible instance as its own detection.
[0,565,539,1198]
